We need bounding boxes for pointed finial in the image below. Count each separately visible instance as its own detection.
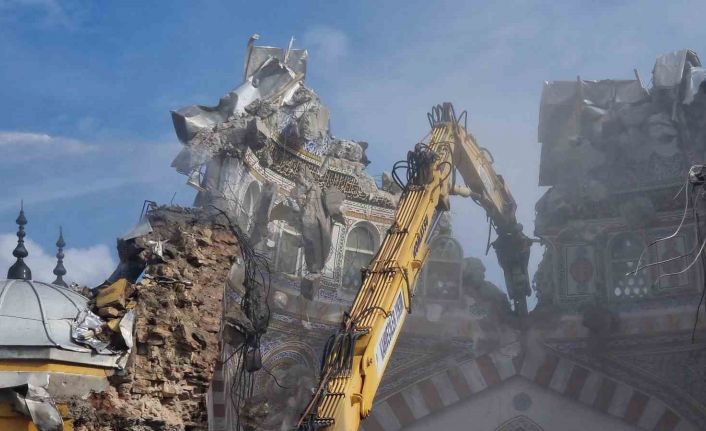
[7,201,31,280]
[52,227,67,287]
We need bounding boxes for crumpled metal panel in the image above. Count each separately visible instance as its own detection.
[24,393,63,431]
[119,309,135,350]
[250,57,299,101]
[683,67,706,104]
[0,279,131,364]
[10,387,62,430]
[172,57,299,146]
[171,103,230,145]
[245,46,307,79]
[121,218,153,240]
[71,309,111,354]
[585,79,647,105]
[653,49,701,88]
[70,307,134,365]
[1,375,63,431]
[171,146,212,176]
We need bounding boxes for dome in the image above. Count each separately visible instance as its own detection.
[0,279,124,367]
[0,279,90,351]
[0,207,125,368]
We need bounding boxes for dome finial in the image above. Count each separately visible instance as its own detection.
[7,201,31,280]
[52,226,67,287]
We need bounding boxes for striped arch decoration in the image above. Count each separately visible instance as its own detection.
[360,347,695,431]
[495,415,543,431]
[362,350,520,431]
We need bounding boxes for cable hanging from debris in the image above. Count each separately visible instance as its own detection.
[260,364,292,390]
[208,203,273,431]
[628,175,692,275]
[628,174,704,280]
[628,166,706,343]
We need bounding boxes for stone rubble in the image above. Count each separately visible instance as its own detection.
[70,207,243,431]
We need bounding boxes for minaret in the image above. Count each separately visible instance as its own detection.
[7,202,31,280]
[52,227,67,287]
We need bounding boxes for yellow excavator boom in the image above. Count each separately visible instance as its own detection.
[296,103,531,431]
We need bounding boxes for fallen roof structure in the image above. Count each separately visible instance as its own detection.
[0,208,131,431]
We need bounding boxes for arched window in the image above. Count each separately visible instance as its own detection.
[341,224,379,293]
[275,222,303,276]
[237,182,261,233]
[422,236,463,299]
[611,232,648,298]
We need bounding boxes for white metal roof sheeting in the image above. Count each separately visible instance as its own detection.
[0,279,90,351]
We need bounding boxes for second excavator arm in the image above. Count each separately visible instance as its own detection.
[296,103,531,431]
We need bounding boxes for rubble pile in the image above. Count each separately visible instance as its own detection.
[170,51,372,174]
[536,49,706,230]
[71,207,242,431]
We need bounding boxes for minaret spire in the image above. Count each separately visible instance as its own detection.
[7,201,31,280]
[52,227,67,287]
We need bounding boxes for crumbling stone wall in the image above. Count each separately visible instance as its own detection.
[71,208,239,431]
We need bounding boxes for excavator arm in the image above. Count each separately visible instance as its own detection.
[439,104,532,315]
[296,103,531,431]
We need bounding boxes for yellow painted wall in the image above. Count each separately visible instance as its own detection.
[0,360,110,376]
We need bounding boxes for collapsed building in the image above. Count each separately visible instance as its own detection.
[2,37,705,431]
[0,36,511,431]
[0,209,134,430]
[521,49,706,430]
[168,36,513,430]
[365,50,706,431]
[0,204,250,431]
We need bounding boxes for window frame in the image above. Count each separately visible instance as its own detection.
[274,221,304,277]
[341,222,380,293]
[237,181,261,233]
[419,235,464,301]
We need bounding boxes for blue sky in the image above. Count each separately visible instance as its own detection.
[0,0,704,291]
